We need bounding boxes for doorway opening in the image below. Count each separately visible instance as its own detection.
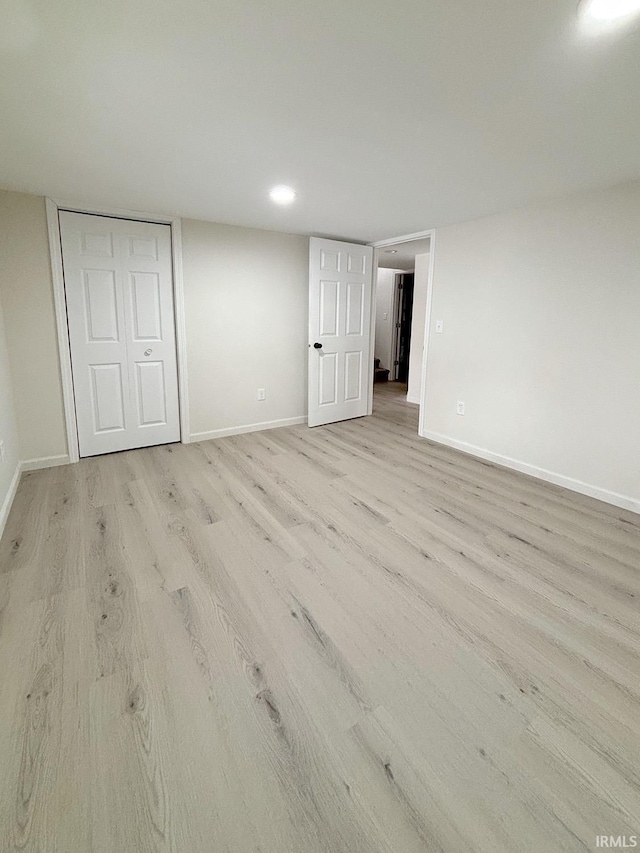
[373,235,431,404]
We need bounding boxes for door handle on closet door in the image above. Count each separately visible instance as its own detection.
[144,348,153,356]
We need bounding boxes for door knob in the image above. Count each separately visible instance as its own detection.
[144,348,153,356]
[313,342,322,349]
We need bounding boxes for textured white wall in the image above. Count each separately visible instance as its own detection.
[423,181,640,507]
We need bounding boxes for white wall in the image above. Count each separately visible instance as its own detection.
[423,181,640,510]
[0,295,21,536]
[0,191,67,463]
[374,268,400,372]
[407,252,430,404]
[181,219,309,439]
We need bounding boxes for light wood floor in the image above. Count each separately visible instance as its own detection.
[1,383,639,852]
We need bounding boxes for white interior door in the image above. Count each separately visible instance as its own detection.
[59,211,180,457]
[308,237,373,427]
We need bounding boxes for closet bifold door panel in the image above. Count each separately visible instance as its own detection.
[59,211,180,457]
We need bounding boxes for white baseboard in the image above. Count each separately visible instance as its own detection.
[0,462,22,541]
[21,454,70,472]
[406,394,420,405]
[190,415,307,443]
[420,429,640,515]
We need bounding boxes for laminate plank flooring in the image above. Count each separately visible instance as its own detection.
[1,382,639,852]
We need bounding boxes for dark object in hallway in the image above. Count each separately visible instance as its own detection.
[396,272,414,383]
[374,358,390,383]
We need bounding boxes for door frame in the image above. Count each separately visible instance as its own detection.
[369,229,436,436]
[45,198,190,464]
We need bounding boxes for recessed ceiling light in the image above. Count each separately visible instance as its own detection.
[385,249,398,254]
[269,185,297,205]
[581,0,640,20]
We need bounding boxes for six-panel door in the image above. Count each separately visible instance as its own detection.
[308,237,373,427]
[59,212,180,457]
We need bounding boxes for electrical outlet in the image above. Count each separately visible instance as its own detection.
[456,401,465,416]
[0,440,4,461]
[435,319,444,333]
[257,388,266,401]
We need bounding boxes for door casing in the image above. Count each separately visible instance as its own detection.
[46,198,190,464]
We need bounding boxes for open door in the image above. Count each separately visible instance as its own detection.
[308,237,373,427]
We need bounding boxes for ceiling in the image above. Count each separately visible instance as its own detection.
[378,237,431,271]
[1,0,639,242]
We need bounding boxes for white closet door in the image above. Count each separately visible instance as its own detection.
[60,211,180,457]
[308,237,373,427]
